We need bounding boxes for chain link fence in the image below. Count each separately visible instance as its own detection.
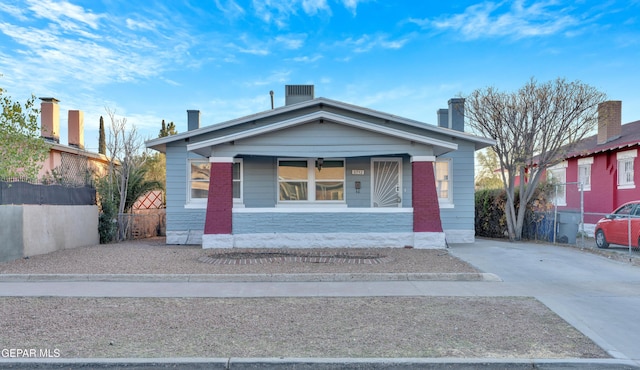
[541,182,639,258]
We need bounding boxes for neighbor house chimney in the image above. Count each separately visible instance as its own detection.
[285,85,314,106]
[187,110,200,131]
[437,108,449,128]
[448,98,465,132]
[68,110,84,149]
[597,100,622,145]
[40,97,60,143]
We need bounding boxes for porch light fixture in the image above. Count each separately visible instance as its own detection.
[316,158,324,171]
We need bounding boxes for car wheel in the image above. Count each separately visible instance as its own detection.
[595,229,609,249]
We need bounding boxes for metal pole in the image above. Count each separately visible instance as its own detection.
[580,182,584,247]
[553,184,558,244]
[628,214,632,258]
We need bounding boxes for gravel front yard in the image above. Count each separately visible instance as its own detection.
[0,296,608,359]
[0,238,610,359]
[0,237,478,275]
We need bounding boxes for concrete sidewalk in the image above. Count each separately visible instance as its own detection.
[1,238,639,369]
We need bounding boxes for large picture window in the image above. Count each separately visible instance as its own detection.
[278,158,345,203]
[188,159,243,205]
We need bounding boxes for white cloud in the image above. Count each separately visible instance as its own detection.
[26,0,102,30]
[246,70,292,87]
[291,54,323,62]
[410,0,579,40]
[215,0,246,20]
[0,3,29,21]
[251,0,363,27]
[340,0,363,16]
[275,34,306,49]
[301,0,330,16]
[337,33,411,53]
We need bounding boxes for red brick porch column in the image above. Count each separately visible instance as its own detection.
[411,156,443,232]
[204,157,233,235]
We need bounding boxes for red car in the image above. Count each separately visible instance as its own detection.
[595,201,640,249]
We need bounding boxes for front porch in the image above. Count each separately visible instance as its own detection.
[201,156,447,249]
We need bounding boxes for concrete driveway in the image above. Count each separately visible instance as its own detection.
[448,239,640,364]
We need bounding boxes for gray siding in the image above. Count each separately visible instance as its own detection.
[212,121,434,158]
[233,212,413,234]
[165,143,206,232]
[242,156,276,207]
[345,157,370,207]
[439,141,476,231]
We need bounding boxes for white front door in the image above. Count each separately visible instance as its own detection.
[371,158,402,208]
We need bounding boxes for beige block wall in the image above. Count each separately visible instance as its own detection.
[22,205,99,257]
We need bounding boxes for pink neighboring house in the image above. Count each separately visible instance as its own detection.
[38,98,110,183]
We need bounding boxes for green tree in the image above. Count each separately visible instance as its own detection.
[465,77,606,241]
[117,162,163,213]
[0,86,50,180]
[159,119,177,137]
[475,148,502,190]
[145,119,178,192]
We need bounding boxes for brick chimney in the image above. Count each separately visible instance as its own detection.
[68,110,84,149]
[597,101,622,145]
[40,97,60,143]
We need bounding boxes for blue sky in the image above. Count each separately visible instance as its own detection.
[1,0,639,153]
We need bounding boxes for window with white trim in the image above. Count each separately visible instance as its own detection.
[189,160,210,203]
[577,157,592,191]
[548,161,567,206]
[278,158,345,203]
[433,159,452,204]
[617,150,636,189]
[187,159,243,205]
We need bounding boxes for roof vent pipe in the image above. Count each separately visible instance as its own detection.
[270,90,274,110]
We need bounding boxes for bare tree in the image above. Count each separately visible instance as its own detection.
[104,108,145,241]
[465,78,606,240]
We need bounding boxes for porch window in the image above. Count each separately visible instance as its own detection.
[434,159,452,204]
[617,150,636,189]
[278,158,345,202]
[187,159,243,205]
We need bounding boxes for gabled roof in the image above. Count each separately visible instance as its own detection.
[565,120,640,159]
[145,97,495,154]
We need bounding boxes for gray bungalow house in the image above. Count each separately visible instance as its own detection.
[145,85,495,249]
